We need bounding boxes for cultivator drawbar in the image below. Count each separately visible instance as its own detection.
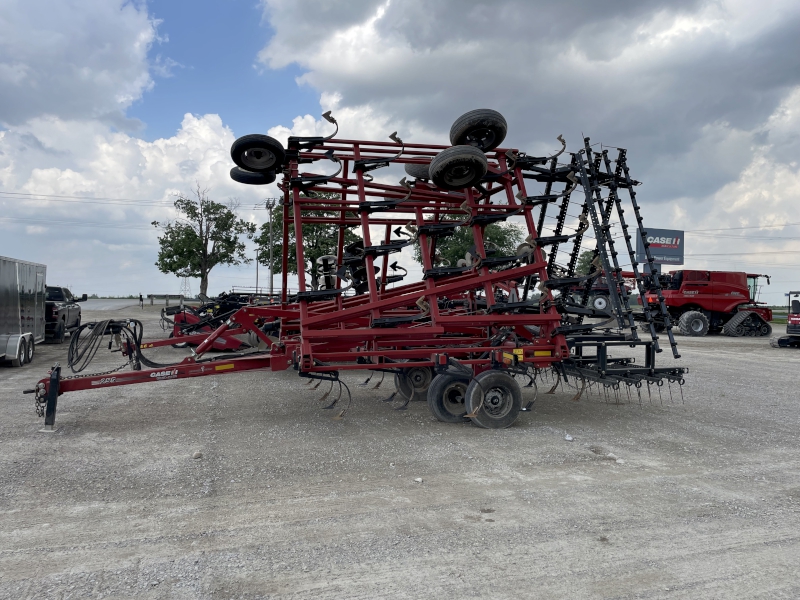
[29,109,686,429]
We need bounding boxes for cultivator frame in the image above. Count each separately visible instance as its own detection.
[30,112,687,429]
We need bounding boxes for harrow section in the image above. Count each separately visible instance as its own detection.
[30,109,687,430]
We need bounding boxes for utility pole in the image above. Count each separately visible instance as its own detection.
[263,198,278,298]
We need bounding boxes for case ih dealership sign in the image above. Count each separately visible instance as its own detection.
[636,228,684,265]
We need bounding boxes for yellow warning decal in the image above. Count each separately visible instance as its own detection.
[141,343,154,349]
[215,363,235,371]
[533,350,552,357]
[513,348,524,356]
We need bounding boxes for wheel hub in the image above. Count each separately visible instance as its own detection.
[242,148,276,170]
[482,387,512,418]
[444,164,476,187]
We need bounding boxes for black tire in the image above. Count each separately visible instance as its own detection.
[169,331,188,349]
[429,145,488,191]
[722,310,751,337]
[449,109,508,151]
[394,367,432,401]
[26,338,34,363]
[11,338,27,367]
[678,310,709,337]
[427,372,471,423]
[230,134,285,172]
[465,370,522,429]
[591,295,609,311]
[394,372,415,401]
[230,166,276,186]
[759,323,772,337]
[55,321,66,344]
[404,162,430,180]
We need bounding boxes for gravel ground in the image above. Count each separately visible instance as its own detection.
[1,306,799,599]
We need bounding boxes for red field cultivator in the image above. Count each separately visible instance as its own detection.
[28,109,687,430]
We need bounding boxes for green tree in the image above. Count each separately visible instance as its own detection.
[574,249,595,275]
[413,221,524,267]
[255,196,360,290]
[152,185,256,296]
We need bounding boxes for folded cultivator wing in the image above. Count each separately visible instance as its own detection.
[30,109,686,430]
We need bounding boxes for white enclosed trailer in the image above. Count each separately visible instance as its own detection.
[0,256,46,367]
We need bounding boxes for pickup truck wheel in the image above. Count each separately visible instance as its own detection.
[11,339,27,367]
[55,322,66,344]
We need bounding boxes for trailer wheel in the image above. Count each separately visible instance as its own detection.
[427,373,470,423]
[429,145,488,191]
[678,310,709,336]
[465,370,522,429]
[404,162,430,180]
[449,109,508,151]
[230,166,276,186]
[26,338,34,363]
[11,338,27,367]
[230,134,285,172]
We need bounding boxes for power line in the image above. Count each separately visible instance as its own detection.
[684,222,800,232]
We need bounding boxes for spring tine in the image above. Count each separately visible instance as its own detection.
[679,381,684,404]
[522,379,538,411]
[357,373,373,387]
[636,384,642,406]
[382,391,397,403]
[668,381,673,403]
[312,379,323,390]
[545,372,560,394]
[646,381,652,403]
[372,371,385,390]
[658,383,663,406]
[332,381,353,420]
[571,377,586,402]
[322,382,343,409]
[317,380,334,402]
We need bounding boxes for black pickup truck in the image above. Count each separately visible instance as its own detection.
[45,286,86,343]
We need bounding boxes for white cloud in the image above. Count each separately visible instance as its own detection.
[0,0,158,125]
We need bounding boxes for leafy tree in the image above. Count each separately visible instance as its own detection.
[413,221,524,267]
[574,249,595,275]
[255,195,360,290]
[152,185,256,296]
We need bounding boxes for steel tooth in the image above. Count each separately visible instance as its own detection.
[312,379,323,390]
[571,377,586,402]
[382,391,397,403]
[322,382,343,409]
[357,373,373,387]
[668,381,673,403]
[372,372,385,389]
[317,380,334,402]
[545,373,561,394]
[679,381,685,404]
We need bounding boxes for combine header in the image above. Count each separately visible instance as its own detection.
[28,109,686,430]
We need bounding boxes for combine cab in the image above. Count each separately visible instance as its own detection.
[28,109,687,432]
[770,291,800,348]
[641,270,772,337]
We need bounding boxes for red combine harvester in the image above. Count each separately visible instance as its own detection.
[639,270,772,337]
[28,109,686,431]
[771,291,800,348]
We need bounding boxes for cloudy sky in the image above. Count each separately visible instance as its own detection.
[1,0,799,303]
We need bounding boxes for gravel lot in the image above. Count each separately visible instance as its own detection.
[1,306,799,599]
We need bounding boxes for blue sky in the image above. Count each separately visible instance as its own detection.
[128,0,318,141]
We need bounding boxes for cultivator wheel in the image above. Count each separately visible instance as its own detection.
[427,372,471,423]
[465,370,522,429]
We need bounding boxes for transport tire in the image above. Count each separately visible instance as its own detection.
[678,310,709,337]
[429,145,488,191]
[592,295,609,311]
[169,331,188,349]
[427,372,471,423]
[465,370,522,429]
[404,162,430,180]
[394,366,433,401]
[230,134,285,172]
[11,338,27,367]
[230,166,276,186]
[26,338,34,363]
[449,109,508,151]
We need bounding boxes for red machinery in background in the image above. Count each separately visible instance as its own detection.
[28,109,686,431]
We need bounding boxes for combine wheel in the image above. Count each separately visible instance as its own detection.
[449,109,508,151]
[465,370,522,429]
[404,162,430,180]
[427,373,470,423]
[429,145,488,191]
[678,310,709,337]
[230,134,285,172]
